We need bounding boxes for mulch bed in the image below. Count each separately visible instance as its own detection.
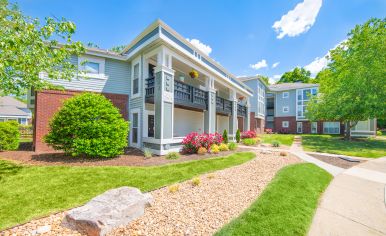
[309,153,366,169]
[0,143,252,167]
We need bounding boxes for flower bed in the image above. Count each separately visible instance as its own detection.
[182,132,223,154]
[241,130,257,139]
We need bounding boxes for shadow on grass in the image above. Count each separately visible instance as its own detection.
[0,161,23,181]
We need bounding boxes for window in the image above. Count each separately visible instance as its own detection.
[84,62,100,74]
[283,106,289,113]
[297,122,303,133]
[132,113,138,143]
[323,122,340,134]
[148,114,154,137]
[133,63,139,95]
[282,92,289,98]
[257,82,265,116]
[311,122,318,134]
[296,87,318,119]
[282,121,289,128]
[18,118,27,125]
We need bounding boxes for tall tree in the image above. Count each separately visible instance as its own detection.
[110,45,126,53]
[259,75,270,85]
[307,18,386,140]
[0,0,84,96]
[277,67,311,84]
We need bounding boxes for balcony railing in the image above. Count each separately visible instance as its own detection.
[238,104,247,117]
[145,77,208,110]
[216,97,232,115]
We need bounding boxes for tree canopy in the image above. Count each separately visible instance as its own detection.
[277,67,311,84]
[307,18,386,139]
[0,0,84,96]
[110,45,127,53]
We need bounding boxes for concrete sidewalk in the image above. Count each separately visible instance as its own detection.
[309,157,386,236]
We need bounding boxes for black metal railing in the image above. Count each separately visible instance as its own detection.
[238,104,247,117]
[145,77,208,110]
[216,97,233,115]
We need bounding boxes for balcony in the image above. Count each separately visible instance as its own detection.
[145,77,208,110]
[216,97,233,115]
[237,104,247,117]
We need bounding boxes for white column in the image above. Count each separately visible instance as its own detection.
[245,97,251,131]
[229,89,238,140]
[204,77,216,133]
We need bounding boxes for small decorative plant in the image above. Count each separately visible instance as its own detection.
[166,151,181,159]
[143,148,153,159]
[189,70,199,78]
[197,147,207,155]
[168,184,180,193]
[191,177,201,186]
[236,129,241,143]
[272,141,280,147]
[280,151,287,156]
[238,96,245,100]
[211,144,220,154]
[265,128,273,134]
[181,132,223,154]
[219,143,229,151]
[227,142,238,151]
[242,138,258,146]
[0,121,20,151]
[241,130,257,139]
[207,173,215,179]
[222,129,228,144]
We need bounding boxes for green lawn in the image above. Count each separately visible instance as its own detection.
[302,134,386,158]
[261,134,294,146]
[215,163,332,236]
[0,152,255,230]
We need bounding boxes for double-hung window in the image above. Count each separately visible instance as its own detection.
[132,113,138,144]
[296,87,318,119]
[282,121,289,128]
[323,122,340,134]
[283,106,289,113]
[282,92,289,98]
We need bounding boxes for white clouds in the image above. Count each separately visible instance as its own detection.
[272,62,280,68]
[186,38,212,55]
[250,59,268,70]
[304,56,328,75]
[272,0,323,39]
[269,74,282,84]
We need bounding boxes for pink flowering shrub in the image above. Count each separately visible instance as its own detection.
[241,130,257,139]
[265,128,273,134]
[182,132,223,154]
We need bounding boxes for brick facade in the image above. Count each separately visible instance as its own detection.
[273,116,336,134]
[33,90,128,153]
[250,112,265,134]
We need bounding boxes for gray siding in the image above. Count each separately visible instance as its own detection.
[103,59,130,94]
[275,90,296,117]
[242,80,258,113]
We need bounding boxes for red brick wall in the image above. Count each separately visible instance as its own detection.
[250,112,265,134]
[274,117,342,134]
[33,90,128,153]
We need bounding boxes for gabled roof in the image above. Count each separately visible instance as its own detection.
[268,83,319,92]
[237,75,269,87]
[0,96,31,117]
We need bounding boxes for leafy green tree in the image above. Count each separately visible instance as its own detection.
[307,18,386,140]
[110,45,126,53]
[312,68,332,84]
[45,93,129,157]
[0,0,84,96]
[278,67,311,84]
[260,76,270,85]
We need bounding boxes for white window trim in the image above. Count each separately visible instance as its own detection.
[311,122,318,134]
[78,55,107,80]
[283,106,289,113]
[131,58,141,99]
[297,122,303,133]
[323,122,340,134]
[130,108,141,148]
[143,110,155,138]
[282,121,289,128]
[282,92,289,98]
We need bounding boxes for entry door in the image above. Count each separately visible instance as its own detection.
[297,122,303,133]
[237,117,244,132]
[148,115,154,137]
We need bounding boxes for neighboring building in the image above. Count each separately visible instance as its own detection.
[241,79,376,137]
[0,96,32,125]
[238,76,268,133]
[29,19,253,154]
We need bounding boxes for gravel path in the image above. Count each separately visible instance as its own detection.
[1,151,300,236]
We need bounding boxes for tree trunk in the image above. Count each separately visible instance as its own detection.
[345,121,351,141]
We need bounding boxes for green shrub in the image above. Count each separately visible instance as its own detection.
[236,129,241,143]
[222,129,228,144]
[44,93,129,158]
[228,142,238,151]
[272,141,281,147]
[243,138,258,146]
[191,177,201,186]
[0,121,20,151]
[143,148,153,158]
[376,130,382,136]
[166,151,180,159]
[197,147,208,155]
[219,143,229,151]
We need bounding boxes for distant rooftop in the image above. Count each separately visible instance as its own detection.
[268,83,319,92]
[0,96,31,117]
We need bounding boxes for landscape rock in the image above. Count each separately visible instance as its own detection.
[63,187,152,236]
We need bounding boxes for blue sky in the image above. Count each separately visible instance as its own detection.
[15,0,386,82]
